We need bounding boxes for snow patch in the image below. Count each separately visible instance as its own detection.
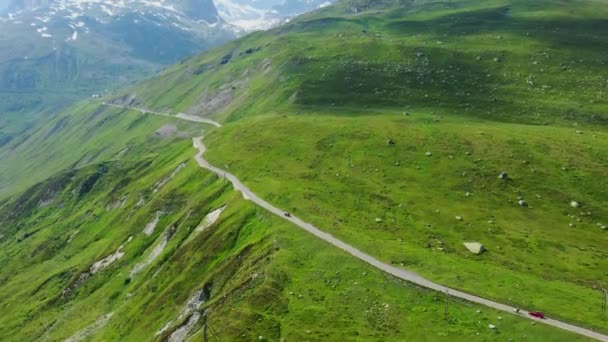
[137,0,177,12]
[100,5,114,16]
[215,0,280,31]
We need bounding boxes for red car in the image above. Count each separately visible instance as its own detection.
[528,311,545,319]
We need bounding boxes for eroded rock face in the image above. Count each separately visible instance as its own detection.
[463,242,485,255]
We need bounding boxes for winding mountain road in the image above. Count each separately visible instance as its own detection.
[102,102,222,127]
[105,102,608,341]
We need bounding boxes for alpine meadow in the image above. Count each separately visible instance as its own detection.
[0,0,607,341]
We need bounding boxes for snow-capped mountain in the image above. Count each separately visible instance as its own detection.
[214,0,334,31]
[0,0,235,116]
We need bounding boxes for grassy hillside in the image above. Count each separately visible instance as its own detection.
[204,110,608,331]
[0,101,204,196]
[121,0,608,125]
[0,133,582,341]
[1,0,607,339]
[95,0,608,333]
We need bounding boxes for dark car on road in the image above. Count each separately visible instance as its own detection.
[529,311,545,319]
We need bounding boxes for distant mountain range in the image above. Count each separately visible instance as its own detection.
[0,0,238,133]
[0,0,333,122]
[215,0,333,31]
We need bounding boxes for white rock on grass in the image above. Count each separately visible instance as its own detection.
[195,206,226,233]
[463,242,485,255]
[90,245,125,274]
[144,211,162,236]
[570,200,581,208]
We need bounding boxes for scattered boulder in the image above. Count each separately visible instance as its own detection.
[498,172,509,180]
[425,151,433,156]
[518,199,528,207]
[570,200,581,208]
[463,242,485,255]
[387,139,395,146]
[455,215,463,221]
[375,218,383,223]
[489,324,497,330]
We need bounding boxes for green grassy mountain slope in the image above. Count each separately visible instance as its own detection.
[122,0,608,125]
[1,0,607,339]
[0,126,582,341]
[0,101,185,195]
[92,0,608,333]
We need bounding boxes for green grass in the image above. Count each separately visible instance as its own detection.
[127,0,608,332]
[132,1,608,333]
[204,112,608,331]
[0,133,588,341]
[118,0,608,126]
[1,0,608,339]
[0,101,208,197]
